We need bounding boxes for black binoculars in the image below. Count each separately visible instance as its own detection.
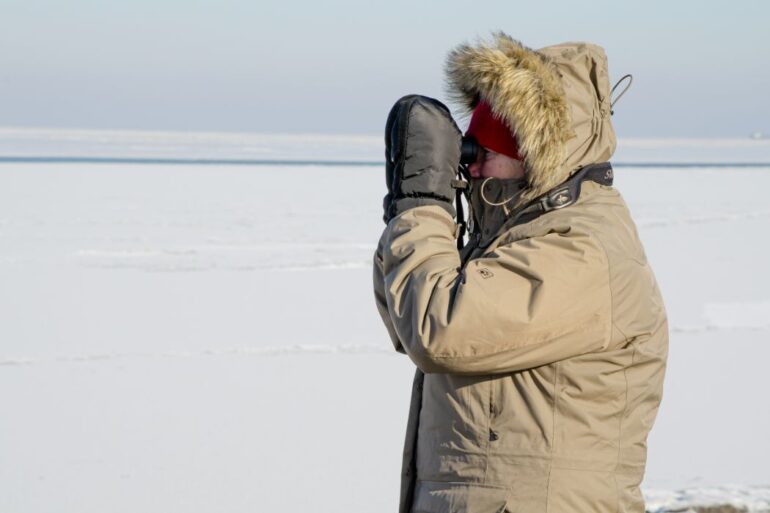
[460,136,481,165]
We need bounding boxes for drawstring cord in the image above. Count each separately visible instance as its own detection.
[452,167,470,251]
[479,176,519,217]
[610,74,633,115]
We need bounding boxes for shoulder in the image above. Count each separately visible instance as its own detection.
[494,182,618,245]
[526,182,645,260]
[486,181,650,275]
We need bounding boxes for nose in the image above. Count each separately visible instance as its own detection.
[468,161,481,178]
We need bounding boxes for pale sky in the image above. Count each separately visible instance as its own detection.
[2,0,768,137]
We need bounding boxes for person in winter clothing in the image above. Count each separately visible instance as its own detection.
[373,33,668,513]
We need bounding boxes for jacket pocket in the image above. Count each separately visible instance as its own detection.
[411,480,509,513]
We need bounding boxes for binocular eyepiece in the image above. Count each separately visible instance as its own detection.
[460,136,481,165]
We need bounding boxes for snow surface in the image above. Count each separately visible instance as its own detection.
[1,131,769,512]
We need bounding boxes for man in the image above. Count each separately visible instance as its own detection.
[373,33,668,513]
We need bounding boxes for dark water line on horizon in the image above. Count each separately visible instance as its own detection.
[1,156,770,168]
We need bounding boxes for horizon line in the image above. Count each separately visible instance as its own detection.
[1,156,770,168]
[1,126,769,142]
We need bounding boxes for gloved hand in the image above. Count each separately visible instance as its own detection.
[383,95,462,223]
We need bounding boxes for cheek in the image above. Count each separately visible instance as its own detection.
[482,160,506,178]
[482,158,524,179]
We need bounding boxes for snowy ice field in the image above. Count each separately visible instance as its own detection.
[1,129,770,512]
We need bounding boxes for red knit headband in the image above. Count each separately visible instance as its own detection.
[465,100,522,161]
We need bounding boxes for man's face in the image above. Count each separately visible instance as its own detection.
[468,147,526,180]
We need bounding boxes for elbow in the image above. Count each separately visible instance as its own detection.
[399,330,452,373]
[410,350,455,374]
[405,333,478,375]
[409,354,464,374]
[395,313,481,374]
[410,350,487,375]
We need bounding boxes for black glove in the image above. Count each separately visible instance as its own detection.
[383,95,462,223]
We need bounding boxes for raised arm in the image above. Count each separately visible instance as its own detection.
[380,205,612,375]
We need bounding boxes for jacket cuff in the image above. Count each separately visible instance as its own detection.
[386,197,455,223]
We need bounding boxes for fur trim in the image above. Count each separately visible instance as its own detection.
[445,32,573,203]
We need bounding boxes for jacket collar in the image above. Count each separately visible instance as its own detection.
[468,176,528,243]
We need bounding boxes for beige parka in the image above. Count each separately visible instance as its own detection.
[373,34,668,513]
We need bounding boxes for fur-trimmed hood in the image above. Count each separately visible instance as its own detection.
[446,33,617,204]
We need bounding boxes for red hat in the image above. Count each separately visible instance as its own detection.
[465,100,522,161]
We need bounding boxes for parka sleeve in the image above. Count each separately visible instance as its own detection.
[373,239,407,354]
[379,205,612,375]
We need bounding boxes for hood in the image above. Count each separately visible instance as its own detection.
[446,32,617,205]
